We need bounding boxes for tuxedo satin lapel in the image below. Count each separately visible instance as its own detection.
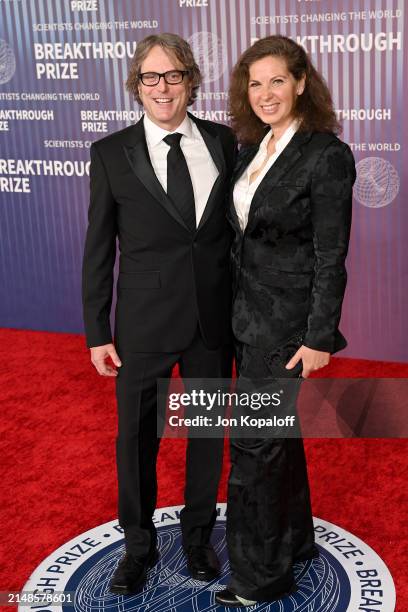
[246,131,312,233]
[123,120,190,231]
[193,117,227,231]
[192,114,226,176]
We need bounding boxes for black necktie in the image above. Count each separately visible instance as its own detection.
[163,133,196,232]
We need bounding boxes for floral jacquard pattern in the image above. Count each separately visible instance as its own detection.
[228,131,356,354]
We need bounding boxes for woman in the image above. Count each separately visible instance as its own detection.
[215,35,356,607]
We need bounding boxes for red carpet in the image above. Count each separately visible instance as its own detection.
[1,328,407,610]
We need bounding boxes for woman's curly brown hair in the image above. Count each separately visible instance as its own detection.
[126,33,201,106]
[229,35,341,145]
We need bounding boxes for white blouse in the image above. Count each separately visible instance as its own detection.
[233,121,298,231]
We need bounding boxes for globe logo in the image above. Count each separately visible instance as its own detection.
[20,506,396,612]
[188,32,227,83]
[354,157,400,208]
[0,39,16,85]
[63,523,352,611]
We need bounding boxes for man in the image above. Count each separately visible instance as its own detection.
[82,33,236,594]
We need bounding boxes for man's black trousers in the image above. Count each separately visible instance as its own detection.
[115,328,231,557]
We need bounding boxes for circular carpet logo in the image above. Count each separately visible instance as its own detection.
[21,504,395,611]
[354,157,400,208]
[0,39,16,84]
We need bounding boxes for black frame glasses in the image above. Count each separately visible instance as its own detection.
[138,70,190,86]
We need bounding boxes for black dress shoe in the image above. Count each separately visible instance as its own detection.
[185,544,220,581]
[109,548,159,595]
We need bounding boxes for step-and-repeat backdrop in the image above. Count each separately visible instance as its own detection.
[0,0,406,361]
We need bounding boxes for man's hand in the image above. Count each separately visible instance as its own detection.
[90,343,122,377]
[285,345,330,378]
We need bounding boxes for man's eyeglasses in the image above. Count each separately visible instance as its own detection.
[138,70,190,86]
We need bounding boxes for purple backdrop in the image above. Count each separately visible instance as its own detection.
[0,0,407,361]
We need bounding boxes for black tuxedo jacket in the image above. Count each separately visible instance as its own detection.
[82,113,237,353]
[228,131,356,354]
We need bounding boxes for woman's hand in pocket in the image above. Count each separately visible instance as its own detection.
[285,345,330,378]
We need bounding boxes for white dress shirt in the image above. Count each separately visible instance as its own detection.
[144,113,219,226]
[233,121,298,231]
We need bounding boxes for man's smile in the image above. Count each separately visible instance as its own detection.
[154,98,173,104]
